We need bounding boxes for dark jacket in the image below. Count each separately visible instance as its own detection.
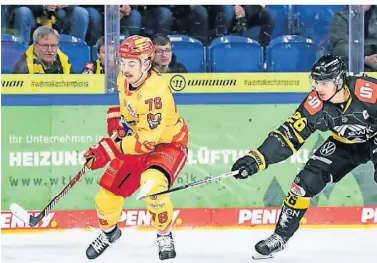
[329,5,377,71]
[153,54,187,73]
[242,5,265,24]
[168,54,187,73]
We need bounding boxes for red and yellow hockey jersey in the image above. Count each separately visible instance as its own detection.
[116,70,188,155]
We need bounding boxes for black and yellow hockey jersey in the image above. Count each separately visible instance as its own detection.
[257,74,377,166]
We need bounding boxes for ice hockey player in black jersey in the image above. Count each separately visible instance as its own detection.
[231,54,377,259]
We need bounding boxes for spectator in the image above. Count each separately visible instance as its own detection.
[120,5,173,37]
[215,5,276,47]
[82,5,104,46]
[170,5,209,45]
[13,25,74,74]
[119,5,142,36]
[152,34,187,73]
[82,36,105,74]
[1,5,7,32]
[330,5,377,72]
[6,5,89,44]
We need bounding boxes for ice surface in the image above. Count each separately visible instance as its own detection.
[2,228,376,263]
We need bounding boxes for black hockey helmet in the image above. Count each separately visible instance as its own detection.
[310,54,347,84]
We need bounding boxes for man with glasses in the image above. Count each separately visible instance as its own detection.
[13,25,74,74]
[152,34,187,73]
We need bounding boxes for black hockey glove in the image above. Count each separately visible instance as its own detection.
[232,149,267,179]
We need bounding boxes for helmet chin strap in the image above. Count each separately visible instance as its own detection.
[129,61,151,87]
[324,83,343,102]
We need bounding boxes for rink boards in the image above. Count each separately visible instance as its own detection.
[2,206,377,232]
[2,73,377,233]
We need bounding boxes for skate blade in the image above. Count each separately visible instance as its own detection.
[159,252,176,262]
[160,259,175,263]
[252,252,274,260]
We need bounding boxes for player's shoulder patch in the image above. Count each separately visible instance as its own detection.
[354,78,377,103]
[304,90,323,115]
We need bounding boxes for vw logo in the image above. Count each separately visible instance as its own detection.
[342,117,348,123]
[320,142,336,156]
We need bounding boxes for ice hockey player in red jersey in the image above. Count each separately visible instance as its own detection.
[231,54,377,259]
[82,35,188,260]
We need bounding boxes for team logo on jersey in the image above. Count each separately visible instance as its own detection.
[147,113,162,129]
[320,142,336,156]
[333,124,372,138]
[304,91,323,115]
[355,79,377,103]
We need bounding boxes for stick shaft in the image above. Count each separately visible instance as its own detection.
[139,170,238,199]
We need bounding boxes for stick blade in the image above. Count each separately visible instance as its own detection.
[136,180,155,200]
[10,203,32,225]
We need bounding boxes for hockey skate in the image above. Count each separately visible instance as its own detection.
[157,232,176,260]
[252,233,287,260]
[86,226,122,260]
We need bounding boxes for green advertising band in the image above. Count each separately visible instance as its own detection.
[1,105,373,211]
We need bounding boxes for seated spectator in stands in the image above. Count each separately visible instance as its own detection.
[6,5,89,44]
[81,5,104,46]
[152,34,187,73]
[120,5,173,37]
[1,5,7,32]
[82,36,105,74]
[13,25,74,74]
[170,5,209,45]
[216,5,276,47]
[119,5,142,36]
[330,5,377,72]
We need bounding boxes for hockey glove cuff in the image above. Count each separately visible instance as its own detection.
[232,149,267,179]
[83,138,121,170]
[107,106,126,139]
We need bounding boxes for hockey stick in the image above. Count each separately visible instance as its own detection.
[136,170,239,200]
[10,133,117,227]
[10,166,88,226]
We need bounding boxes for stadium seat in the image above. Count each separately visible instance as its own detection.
[295,5,344,43]
[1,34,28,73]
[264,5,291,39]
[208,35,263,72]
[59,34,86,44]
[266,35,317,72]
[1,33,18,41]
[58,34,90,73]
[91,46,98,61]
[168,35,205,73]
